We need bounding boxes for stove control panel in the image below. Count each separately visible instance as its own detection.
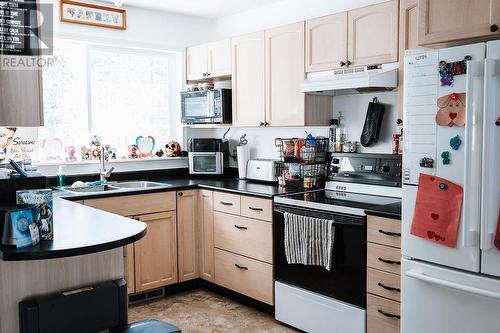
[328,153,402,187]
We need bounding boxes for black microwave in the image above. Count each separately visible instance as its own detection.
[181,88,232,124]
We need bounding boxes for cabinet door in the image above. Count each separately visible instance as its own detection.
[186,44,208,81]
[134,211,178,292]
[306,12,348,72]
[348,0,399,66]
[0,69,43,126]
[418,0,500,46]
[177,190,199,282]
[207,39,231,78]
[232,31,266,127]
[124,244,135,294]
[398,0,420,119]
[265,22,306,127]
[198,190,214,282]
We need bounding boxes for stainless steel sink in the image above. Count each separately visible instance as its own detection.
[61,184,120,194]
[110,181,169,189]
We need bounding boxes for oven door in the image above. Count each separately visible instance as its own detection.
[181,91,214,123]
[189,152,223,174]
[273,204,367,308]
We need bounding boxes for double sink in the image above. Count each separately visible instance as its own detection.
[60,181,171,194]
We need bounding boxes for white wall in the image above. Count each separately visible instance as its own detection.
[209,0,389,40]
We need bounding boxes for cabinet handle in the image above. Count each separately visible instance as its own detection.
[377,309,400,319]
[491,24,498,32]
[378,282,401,292]
[234,224,248,230]
[235,263,248,270]
[220,201,233,206]
[346,60,352,67]
[123,246,127,257]
[378,229,401,237]
[264,122,269,126]
[340,61,346,67]
[207,72,211,76]
[248,207,263,211]
[133,216,141,221]
[378,257,401,265]
[178,192,183,196]
[259,122,265,127]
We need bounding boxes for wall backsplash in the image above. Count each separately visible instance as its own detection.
[187,91,400,166]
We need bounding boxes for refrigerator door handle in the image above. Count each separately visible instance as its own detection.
[462,60,484,247]
[480,58,500,251]
[406,270,500,300]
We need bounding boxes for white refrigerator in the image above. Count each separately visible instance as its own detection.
[402,41,500,333]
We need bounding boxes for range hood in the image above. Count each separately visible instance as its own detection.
[301,63,398,95]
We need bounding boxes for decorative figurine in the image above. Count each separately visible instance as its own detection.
[165,141,181,157]
[64,146,77,162]
[128,145,139,159]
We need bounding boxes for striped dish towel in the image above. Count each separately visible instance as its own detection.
[284,212,335,271]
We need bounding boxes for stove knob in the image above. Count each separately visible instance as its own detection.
[332,158,340,164]
[332,166,339,174]
[382,165,390,173]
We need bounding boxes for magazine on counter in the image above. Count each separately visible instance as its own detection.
[16,189,53,240]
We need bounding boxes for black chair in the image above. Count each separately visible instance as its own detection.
[19,279,181,333]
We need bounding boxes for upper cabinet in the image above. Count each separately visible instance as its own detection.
[348,0,399,67]
[231,31,266,127]
[186,39,231,81]
[265,22,306,127]
[418,0,500,46]
[305,12,348,72]
[0,69,43,126]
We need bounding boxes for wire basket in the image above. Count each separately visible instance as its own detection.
[277,162,326,190]
[275,138,329,164]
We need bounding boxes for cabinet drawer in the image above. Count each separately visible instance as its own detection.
[367,268,401,302]
[214,248,273,305]
[240,195,272,221]
[367,243,401,275]
[84,192,176,216]
[214,212,272,263]
[367,216,401,248]
[367,294,400,333]
[213,192,240,215]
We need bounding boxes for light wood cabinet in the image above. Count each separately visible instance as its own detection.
[124,244,135,294]
[0,69,43,126]
[265,22,306,127]
[177,190,199,282]
[84,192,176,216]
[134,211,178,292]
[348,0,399,66]
[231,31,266,127]
[186,44,208,81]
[305,12,348,72]
[207,39,231,78]
[367,294,401,333]
[186,39,231,81]
[198,190,215,282]
[418,0,500,46]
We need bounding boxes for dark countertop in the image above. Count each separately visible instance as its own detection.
[365,201,402,220]
[0,198,147,261]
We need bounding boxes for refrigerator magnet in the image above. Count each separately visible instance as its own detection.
[436,93,466,127]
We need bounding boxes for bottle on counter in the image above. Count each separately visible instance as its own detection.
[334,112,346,153]
[329,119,339,152]
[57,165,66,187]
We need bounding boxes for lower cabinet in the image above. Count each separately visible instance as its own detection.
[198,190,215,282]
[134,211,178,292]
[124,244,135,294]
[177,190,200,282]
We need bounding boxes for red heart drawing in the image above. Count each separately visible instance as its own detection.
[449,112,458,120]
[431,213,439,220]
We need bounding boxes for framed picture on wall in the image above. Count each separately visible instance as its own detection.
[60,0,127,30]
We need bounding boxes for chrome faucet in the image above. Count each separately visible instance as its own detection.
[99,146,114,182]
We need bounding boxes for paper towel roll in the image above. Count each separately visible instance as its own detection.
[237,145,250,179]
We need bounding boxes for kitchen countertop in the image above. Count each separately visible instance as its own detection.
[364,201,402,220]
[0,198,147,261]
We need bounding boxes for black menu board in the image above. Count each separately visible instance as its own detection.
[0,0,39,56]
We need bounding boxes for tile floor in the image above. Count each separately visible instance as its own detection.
[128,289,299,333]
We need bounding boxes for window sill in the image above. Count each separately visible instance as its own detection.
[37,157,188,177]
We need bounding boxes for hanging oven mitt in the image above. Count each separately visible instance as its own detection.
[495,212,500,251]
[360,97,385,147]
[410,173,463,248]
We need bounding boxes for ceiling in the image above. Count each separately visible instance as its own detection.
[98,0,285,19]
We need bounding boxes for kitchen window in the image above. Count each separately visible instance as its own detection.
[40,39,179,161]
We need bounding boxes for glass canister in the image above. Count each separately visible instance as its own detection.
[342,141,351,153]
